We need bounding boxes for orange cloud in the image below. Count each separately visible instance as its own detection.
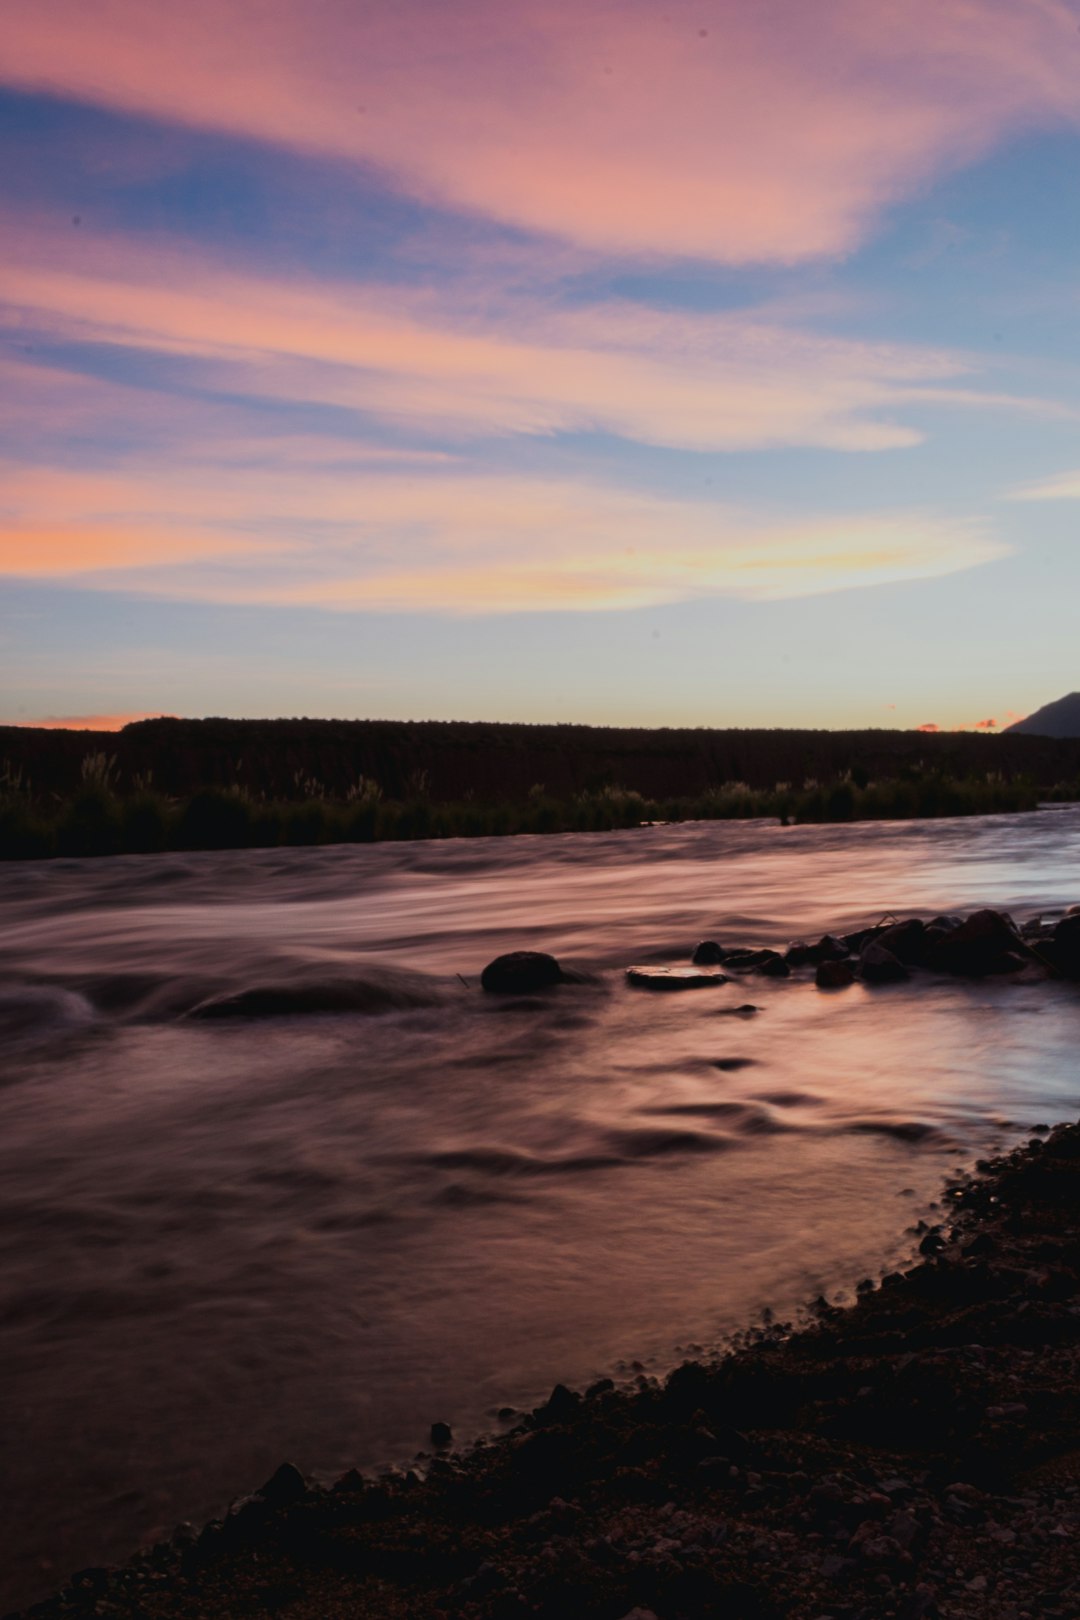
[0,521,264,576]
[2,1,1079,263]
[918,723,941,732]
[916,718,1008,734]
[0,451,1008,612]
[11,713,170,730]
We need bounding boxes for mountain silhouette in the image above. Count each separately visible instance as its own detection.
[1005,693,1080,737]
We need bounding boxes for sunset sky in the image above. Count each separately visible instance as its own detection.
[3,0,1080,729]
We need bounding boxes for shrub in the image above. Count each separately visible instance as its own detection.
[177,789,254,850]
[56,787,122,856]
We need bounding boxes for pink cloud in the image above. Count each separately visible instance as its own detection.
[2,217,1056,458]
[2,1,1079,262]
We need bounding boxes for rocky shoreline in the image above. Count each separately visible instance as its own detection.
[13,1115,1080,1620]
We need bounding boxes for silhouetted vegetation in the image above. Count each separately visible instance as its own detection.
[2,718,1077,857]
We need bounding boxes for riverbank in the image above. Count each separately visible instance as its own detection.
[6,715,1080,859]
[15,1120,1080,1620]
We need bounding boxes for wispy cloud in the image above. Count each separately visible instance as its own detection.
[3,1,1079,263]
[2,219,1054,457]
[0,448,1008,613]
[1007,468,1080,500]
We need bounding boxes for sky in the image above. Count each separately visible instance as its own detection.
[2,0,1080,731]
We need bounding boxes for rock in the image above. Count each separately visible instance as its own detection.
[430,1421,452,1448]
[722,947,791,975]
[843,923,889,953]
[626,966,729,990]
[874,918,928,966]
[537,1383,580,1422]
[816,958,856,989]
[480,951,564,993]
[928,908,1027,976]
[691,940,725,965]
[859,944,909,984]
[255,1462,308,1506]
[788,935,850,967]
[1048,913,1080,976]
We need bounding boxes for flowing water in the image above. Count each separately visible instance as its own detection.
[2,809,1080,1611]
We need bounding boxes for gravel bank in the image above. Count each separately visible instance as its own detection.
[13,1119,1080,1620]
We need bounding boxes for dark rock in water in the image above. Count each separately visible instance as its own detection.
[928,909,1027,977]
[859,944,909,984]
[430,1421,452,1448]
[691,940,725,965]
[788,935,850,967]
[724,947,788,976]
[875,918,928,966]
[1053,912,1080,959]
[816,958,856,989]
[843,923,891,953]
[626,966,729,990]
[1032,913,1080,978]
[537,1383,580,1423]
[480,951,564,993]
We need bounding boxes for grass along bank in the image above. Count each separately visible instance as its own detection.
[0,752,1068,859]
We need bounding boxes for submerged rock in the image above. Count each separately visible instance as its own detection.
[480,952,564,993]
[723,948,790,977]
[787,935,850,967]
[816,958,856,989]
[626,966,729,990]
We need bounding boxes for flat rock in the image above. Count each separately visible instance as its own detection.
[626,966,730,991]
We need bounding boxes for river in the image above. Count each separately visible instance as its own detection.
[2,808,1079,1611]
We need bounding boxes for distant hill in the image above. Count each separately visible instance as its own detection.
[1006,694,1080,738]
